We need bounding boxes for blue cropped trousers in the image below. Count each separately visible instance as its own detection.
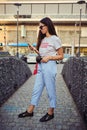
[30,61,57,108]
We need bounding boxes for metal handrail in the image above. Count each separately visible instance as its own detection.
[0,14,87,19]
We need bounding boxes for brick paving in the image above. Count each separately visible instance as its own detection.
[0,64,86,130]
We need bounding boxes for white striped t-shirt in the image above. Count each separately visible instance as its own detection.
[39,35,62,57]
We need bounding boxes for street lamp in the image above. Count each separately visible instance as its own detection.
[77,0,86,57]
[4,25,7,51]
[14,3,21,58]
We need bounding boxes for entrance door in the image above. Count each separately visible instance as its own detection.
[65,48,71,54]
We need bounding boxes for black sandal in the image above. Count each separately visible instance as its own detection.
[39,113,54,122]
[18,111,33,118]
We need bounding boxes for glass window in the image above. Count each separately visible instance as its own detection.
[59,4,72,14]
[6,4,31,15]
[6,4,17,14]
[0,4,4,14]
[32,4,44,14]
[73,4,86,14]
[46,4,58,14]
[19,4,31,15]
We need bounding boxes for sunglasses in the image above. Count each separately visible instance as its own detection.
[39,25,46,30]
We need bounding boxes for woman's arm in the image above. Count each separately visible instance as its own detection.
[50,47,64,60]
[41,47,63,63]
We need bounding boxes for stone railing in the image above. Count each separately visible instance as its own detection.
[31,14,87,19]
[0,14,87,20]
[0,56,32,106]
[62,56,87,125]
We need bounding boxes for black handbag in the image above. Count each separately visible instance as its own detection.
[36,55,42,63]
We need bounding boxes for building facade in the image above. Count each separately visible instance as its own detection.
[0,0,87,56]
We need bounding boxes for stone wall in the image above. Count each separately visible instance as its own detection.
[62,57,87,124]
[0,57,32,106]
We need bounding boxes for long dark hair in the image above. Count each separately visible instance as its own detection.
[37,17,57,50]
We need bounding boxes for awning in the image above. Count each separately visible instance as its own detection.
[8,42,29,47]
[63,44,87,47]
[32,43,37,47]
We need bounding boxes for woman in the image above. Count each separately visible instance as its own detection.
[18,17,63,122]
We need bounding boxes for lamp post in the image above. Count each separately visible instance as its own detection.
[72,22,77,56]
[4,25,7,51]
[77,0,86,57]
[14,3,21,58]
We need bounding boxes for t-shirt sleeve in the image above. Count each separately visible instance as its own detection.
[54,37,62,50]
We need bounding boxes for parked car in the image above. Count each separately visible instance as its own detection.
[0,51,11,57]
[62,53,71,63]
[26,53,38,63]
[56,60,63,64]
[19,54,27,63]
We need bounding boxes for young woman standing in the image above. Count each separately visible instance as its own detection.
[18,17,63,122]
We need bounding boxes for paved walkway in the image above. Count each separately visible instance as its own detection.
[0,64,86,130]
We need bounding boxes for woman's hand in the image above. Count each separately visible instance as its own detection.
[28,44,39,54]
[41,56,51,63]
[28,45,35,51]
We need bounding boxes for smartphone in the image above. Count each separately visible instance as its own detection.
[28,43,32,47]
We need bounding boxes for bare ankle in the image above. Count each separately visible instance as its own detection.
[27,105,35,113]
[48,108,54,115]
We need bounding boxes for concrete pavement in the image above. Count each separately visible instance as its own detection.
[0,64,86,130]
